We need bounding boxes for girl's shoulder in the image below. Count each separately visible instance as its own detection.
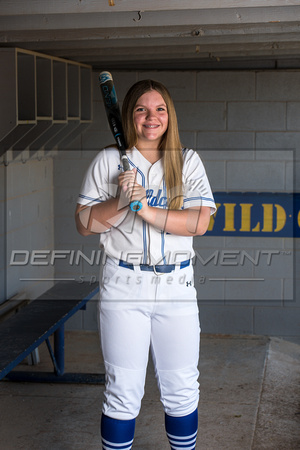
[182,148,207,180]
[182,147,203,164]
[101,144,119,159]
[89,144,119,165]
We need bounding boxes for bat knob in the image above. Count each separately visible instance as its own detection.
[130,201,143,212]
[99,71,112,84]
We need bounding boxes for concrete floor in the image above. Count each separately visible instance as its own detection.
[0,332,299,450]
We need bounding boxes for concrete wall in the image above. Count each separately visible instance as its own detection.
[10,69,298,337]
[2,157,55,302]
[0,164,5,302]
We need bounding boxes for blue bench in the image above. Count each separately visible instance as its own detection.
[0,281,105,384]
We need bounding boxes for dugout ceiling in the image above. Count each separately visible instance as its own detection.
[1,0,300,71]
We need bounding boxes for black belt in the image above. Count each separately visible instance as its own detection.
[119,259,190,273]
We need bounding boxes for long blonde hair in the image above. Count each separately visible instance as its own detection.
[122,79,183,210]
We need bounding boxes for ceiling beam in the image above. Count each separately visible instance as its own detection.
[72,42,300,61]
[1,0,299,16]
[88,54,300,71]
[2,24,300,58]
[1,7,300,32]
[2,25,300,47]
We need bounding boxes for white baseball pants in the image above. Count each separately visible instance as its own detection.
[98,257,200,421]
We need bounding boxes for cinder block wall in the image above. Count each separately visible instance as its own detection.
[54,70,299,336]
[3,158,54,301]
[0,164,5,302]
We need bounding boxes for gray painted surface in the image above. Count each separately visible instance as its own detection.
[3,158,55,302]
[0,165,6,303]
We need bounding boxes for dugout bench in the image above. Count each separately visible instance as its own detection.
[0,281,105,384]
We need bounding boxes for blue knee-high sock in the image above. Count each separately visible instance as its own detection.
[101,414,135,450]
[165,409,198,450]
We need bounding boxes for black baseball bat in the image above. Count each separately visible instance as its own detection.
[99,71,142,212]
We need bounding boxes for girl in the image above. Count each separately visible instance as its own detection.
[75,79,216,449]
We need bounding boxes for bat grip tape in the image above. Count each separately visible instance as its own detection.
[120,154,142,212]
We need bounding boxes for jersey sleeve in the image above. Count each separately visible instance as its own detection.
[77,148,118,207]
[182,149,217,215]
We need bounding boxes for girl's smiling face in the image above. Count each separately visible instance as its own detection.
[133,90,169,149]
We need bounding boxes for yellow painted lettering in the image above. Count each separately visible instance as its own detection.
[240,203,253,232]
[261,204,273,232]
[223,203,236,232]
[274,204,286,232]
[252,222,260,232]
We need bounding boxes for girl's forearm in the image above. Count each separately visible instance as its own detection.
[141,206,211,236]
[76,197,128,235]
[76,194,211,237]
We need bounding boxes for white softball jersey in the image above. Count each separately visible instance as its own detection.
[77,145,216,266]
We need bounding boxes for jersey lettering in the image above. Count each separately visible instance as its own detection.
[147,188,168,207]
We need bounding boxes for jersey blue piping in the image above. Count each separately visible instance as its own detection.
[161,178,167,264]
[184,196,215,204]
[127,156,148,264]
[78,193,103,203]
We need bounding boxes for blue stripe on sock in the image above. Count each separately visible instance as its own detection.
[165,409,198,436]
[165,410,198,450]
[169,443,197,448]
[102,437,133,450]
[167,434,197,449]
[101,414,135,448]
[167,430,197,442]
